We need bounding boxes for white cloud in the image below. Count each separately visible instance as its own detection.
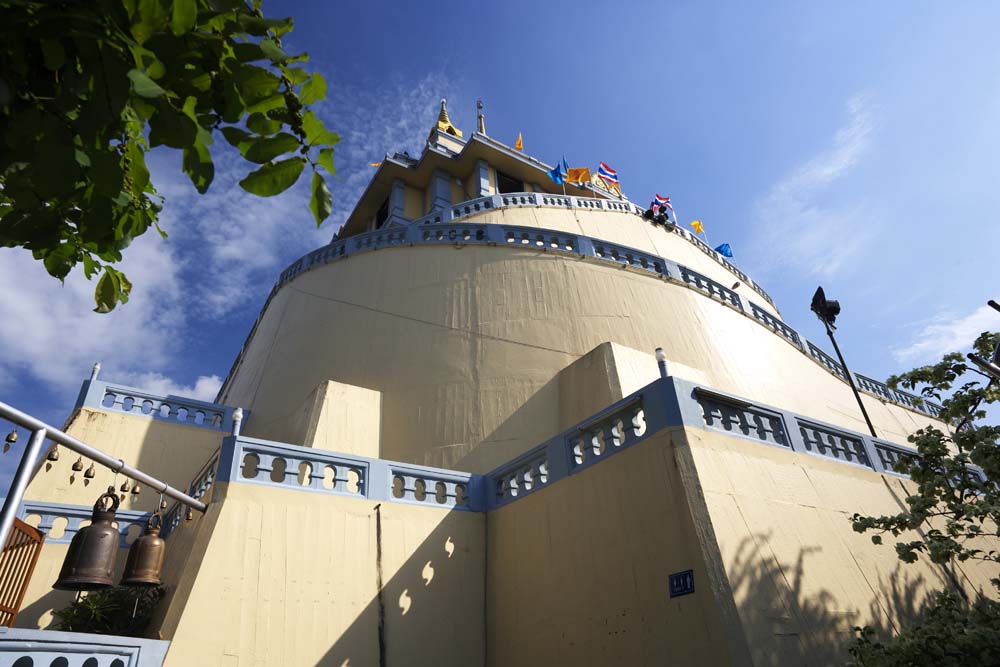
[893,305,1000,364]
[0,70,465,414]
[149,70,467,320]
[748,94,878,278]
[0,234,188,401]
[120,372,223,403]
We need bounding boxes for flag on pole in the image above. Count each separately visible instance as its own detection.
[714,243,733,258]
[690,220,705,235]
[597,162,619,185]
[547,157,567,185]
[566,167,591,185]
[654,194,673,212]
[515,133,523,151]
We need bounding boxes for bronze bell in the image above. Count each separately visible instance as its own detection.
[121,513,165,586]
[53,490,121,590]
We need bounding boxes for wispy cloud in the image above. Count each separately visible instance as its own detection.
[0,235,187,400]
[150,70,467,320]
[0,70,464,417]
[748,94,878,278]
[893,305,1000,364]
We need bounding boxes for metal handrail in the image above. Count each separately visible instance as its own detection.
[0,399,208,551]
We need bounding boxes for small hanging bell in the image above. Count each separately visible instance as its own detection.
[159,499,167,511]
[185,507,194,522]
[47,446,59,461]
[84,463,96,479]
[53,491,121,590]
[72,457,84,472]
[130,483,140,496]
[121,513,166,586]
[120,481,130,493]
[3,428,15,454]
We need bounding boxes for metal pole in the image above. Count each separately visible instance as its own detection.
[0,400,207,513]
[655,347,668,379]
[0,428,46,550]
[824,322,878,438]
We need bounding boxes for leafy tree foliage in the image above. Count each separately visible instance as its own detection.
[0,0,338,311]
[848,330,1000,665]
[849,592,1000,667]
[55,584,165,636]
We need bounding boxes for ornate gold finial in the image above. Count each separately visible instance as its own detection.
[431,98,463,139]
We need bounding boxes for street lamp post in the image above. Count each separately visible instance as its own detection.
[811,286,878,439]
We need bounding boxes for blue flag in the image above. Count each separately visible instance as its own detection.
[715,243,734,258]
[547,157,567,185]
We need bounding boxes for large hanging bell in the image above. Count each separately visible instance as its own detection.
[121,513,166,586]
[53,490,121,591]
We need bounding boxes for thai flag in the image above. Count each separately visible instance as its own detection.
[597,162,619,185]
[654,194,673,212]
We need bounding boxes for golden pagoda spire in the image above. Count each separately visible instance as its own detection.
[431,98,463,139]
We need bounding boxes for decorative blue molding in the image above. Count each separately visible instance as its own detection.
[750,303,802,349]
[0,627,169,666]
[76,379,242,433]
[224,195,944,422]
[212,435,485,512]
[429,169,451,212]
[476,160,490,197]
[694,387,790,449]
[16,501,152,547]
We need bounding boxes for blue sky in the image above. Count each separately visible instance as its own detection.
[3,1,1000,484]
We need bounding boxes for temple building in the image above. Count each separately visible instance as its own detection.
[1,100,994,666]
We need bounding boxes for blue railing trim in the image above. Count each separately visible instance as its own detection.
[77,379,244,432]
[222,198,941,421]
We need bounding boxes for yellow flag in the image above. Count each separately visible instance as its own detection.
[370,162,382,167]
[690,220,705,235]
[565,167,591,184]
[514,133,523,151]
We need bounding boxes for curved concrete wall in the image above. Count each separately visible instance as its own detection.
[221,208,944,473]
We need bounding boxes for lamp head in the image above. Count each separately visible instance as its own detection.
[810,286,841,327]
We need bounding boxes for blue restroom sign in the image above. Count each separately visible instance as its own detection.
[669,569,695,598]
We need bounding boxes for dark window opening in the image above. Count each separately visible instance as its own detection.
[496,170,523,194]
[375,197,389,229]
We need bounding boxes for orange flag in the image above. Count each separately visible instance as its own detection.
[514,133,523,151]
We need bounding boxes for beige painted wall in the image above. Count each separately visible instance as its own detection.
[154,481,484,667]
[486,428,748,666]
[221,241,946,475]
[465,205,781,318]
[24,408,225,513]
[403,184,424,219]
[682,426,998,666]
[250,380,381,457]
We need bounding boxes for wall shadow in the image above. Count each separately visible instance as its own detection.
[725,532,946,666]
[313,506,485,667]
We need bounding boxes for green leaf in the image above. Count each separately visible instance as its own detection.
[302,111,339,147]
[94,269,117,313]
[317,147,335,175]
[233,43,266,63]
[233,65,281,103]
[239,157,305,196]
[246,112,281,134]
[299,72,327,105]
[221,126,252,149]
[127,69,166,98]
[126,142,150,193]
[42,243,77,280]
[260,38,290,63]
[309,171,332,225]
[282,67,310,84]
[246,93,287,115]
[243,133,300,163]
[40,38,66,71]
[171,0,197,35]
[182,128,215,193]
